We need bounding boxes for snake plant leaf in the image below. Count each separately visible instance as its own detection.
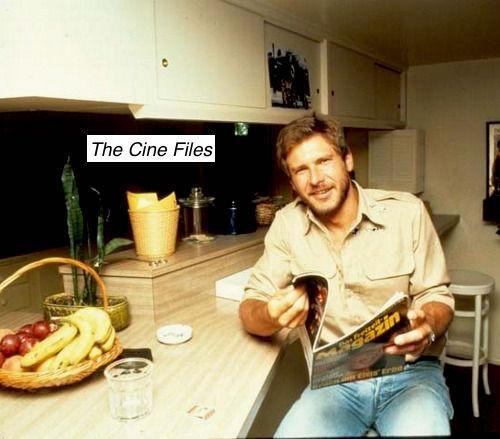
[104,238,134,256]
[61,158,84,302]
[97,205,105,267]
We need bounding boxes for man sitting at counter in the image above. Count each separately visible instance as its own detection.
[239,115,454,437]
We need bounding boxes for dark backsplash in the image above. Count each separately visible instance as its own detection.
[0,111,280,258]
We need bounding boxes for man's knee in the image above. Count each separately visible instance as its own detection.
[377,385,453,436]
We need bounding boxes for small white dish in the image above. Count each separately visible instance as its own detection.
[156,324,193,345]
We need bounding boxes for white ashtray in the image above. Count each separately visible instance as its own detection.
[156,324,193,345]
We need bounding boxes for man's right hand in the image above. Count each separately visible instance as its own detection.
[239,286,310,337]
[267,285,309,329]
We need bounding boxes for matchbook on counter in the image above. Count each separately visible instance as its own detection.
[294,273,410,389]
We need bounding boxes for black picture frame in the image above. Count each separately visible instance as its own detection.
[486,121,500,198]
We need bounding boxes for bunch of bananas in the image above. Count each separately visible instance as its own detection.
[20,308,116,372]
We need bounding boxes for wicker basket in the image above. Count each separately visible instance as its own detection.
[129,206,180,261]
[256,202,279,226]
[0,339,123,390]
[0,257,124,390]
[35,257,129,331]
[44,293,129,332]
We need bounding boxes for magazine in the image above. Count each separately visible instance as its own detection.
[293,273,410,389]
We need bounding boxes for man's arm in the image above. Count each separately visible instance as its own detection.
[386,199,454,361]
[239,209,310,337]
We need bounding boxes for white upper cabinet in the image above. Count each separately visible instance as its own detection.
[328,43,375,119]
[155,0,266,108]
[374,63,402,121]
[264,23,321,113]
[0,0,153,106]
[327,43,403,124]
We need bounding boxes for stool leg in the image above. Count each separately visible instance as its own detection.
[472,295,481,417]
[482,298,491,395]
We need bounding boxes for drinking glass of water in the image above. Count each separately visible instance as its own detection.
[104,357,154,421]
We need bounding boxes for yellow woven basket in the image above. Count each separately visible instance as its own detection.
[43,293,129,332]
[0,257,124,390]
[129,206,180,261]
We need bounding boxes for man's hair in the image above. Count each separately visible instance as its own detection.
[276,114,348,176]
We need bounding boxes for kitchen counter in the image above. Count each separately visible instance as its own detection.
[0,295,287,439]
[58,228,268,325]
[60,227,269,279]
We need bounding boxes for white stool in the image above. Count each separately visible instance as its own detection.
[443,269,495,417]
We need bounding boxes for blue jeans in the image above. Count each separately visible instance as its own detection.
[274,359,454,437]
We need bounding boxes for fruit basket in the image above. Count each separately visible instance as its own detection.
[0,257,123,390]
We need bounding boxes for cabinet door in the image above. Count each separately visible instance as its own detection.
[0,0,152,104]
[155,0,266,108]
[368,130,424,194]
[328,43,375,118]
[375,64,401,121]
[265,23,321,111]
[368,131,393,189]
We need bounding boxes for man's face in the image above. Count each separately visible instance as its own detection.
[285,134,353,218]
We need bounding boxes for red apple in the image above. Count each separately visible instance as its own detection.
[16,333,31,344]
[1,334,21,357]
[31,321,51,340]
[18,337,38,356]
[17,324,34,336]
[0,328,15,340]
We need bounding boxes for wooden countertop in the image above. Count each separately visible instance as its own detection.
[0,294,287,439]
[59,227,268,279]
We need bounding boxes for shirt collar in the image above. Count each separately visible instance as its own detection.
[293,181,387,235]
[353,181,387,229]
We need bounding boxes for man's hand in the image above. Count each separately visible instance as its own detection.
[239,286,309,337]
[384,309,434,362]
[267,285,309,329]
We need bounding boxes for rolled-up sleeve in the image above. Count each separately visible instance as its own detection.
[409,200,455,311]
[243,211,294,303]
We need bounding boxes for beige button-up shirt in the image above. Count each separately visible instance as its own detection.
[243,183,454,356]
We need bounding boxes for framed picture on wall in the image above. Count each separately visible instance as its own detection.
[486,121,500,198]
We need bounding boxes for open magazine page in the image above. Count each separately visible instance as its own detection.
[292,273,329,348]
[293,273,330,380]
[311,293,409,389]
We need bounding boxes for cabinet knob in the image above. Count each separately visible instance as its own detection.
[161,58,169,68]
[331,90,335,96]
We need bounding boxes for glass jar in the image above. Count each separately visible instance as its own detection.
[178,187,215,243]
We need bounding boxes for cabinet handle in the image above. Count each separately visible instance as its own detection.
[161,58,169,68]
[331,90,335,96]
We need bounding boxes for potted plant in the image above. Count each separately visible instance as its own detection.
[42,159,133,330]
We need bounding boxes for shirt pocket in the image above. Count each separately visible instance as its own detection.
[361,249,415,301]
[363,250,415,280]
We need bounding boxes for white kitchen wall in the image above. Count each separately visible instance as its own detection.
[407,58,500,363]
